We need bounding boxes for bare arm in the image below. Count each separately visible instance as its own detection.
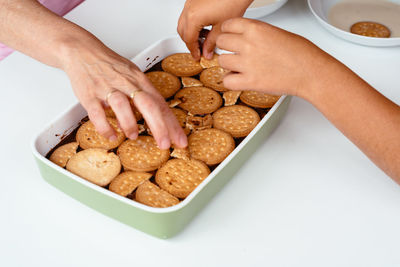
[216,18,400,183]
[0,0,187,149]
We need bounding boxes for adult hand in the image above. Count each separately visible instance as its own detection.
[62,39,187,149]
[178,0,252,60]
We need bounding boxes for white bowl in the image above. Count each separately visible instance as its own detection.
[308,0,400,47]
[244,0,288,19]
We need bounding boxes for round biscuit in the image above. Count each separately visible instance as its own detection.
[188,128,235,165]
[240,91,280,109]
[170,108,190,135]
[156,159,210,198]
[146,71,181,99]
[350,21,391,38]
[49,142,79,168]
[109,171,152,197]
[161,53,203,77]
[135,181,180,208]
[66,148,121,187]
[76,118,125,150]
[199,66,230,92]
[175,86,222,115]
[117,136,170,172]
[213,105,260,138]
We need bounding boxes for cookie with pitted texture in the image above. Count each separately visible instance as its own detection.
[200,66,230,92]
[117,136,170,172]
[170,108,191,135]
[161,53,203,77]
[240,91,280,109]
[49,142,79,168]
[66,148,121,187]
[186,114,213,132]
[181,77,203,87]
[213,105,260,138]
[76,118,125,150]
[109,171,152,197]
[146,71,181,99]
[175,86,222,115]
[188,128,235,165]
[156,159,210,198]
[135,181,180,208]
[171,146,190,160]
[351,21,391,38]
[223,91,242,106]
[200,54,219,69]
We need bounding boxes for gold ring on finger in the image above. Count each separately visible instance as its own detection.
[105,89,118,105]
[129,89,143,100]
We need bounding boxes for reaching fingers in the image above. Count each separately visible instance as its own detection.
[107,90,138,140]
[182,22,202,60]
[132,91,171,149]
[216,33,245,53]
[218,54,243,73]
[85,99,117,140]
[221,17,249,34]
[223,72,249,91]
[202,26,221,59]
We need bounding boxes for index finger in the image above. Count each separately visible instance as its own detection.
[182,24,202,60]
[221,17,249,34]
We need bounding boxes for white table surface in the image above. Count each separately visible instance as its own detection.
[1,0,400,266]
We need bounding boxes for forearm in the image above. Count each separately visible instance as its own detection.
[0,0,98,68]
[304,54,400,183]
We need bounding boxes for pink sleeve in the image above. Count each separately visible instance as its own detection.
[0,0,84,61]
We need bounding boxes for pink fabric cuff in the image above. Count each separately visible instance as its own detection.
[0,0,84,61]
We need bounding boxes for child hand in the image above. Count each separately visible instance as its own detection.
[178,0,252,60]
[217,17,331,99]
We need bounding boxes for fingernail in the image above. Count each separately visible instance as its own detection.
[180,134,188,147]
[109,135,118,141]
[129,132,138,140]
[196,49,201,59]
[160,137,170,150]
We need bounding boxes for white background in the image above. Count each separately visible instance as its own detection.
[1,0,400,266]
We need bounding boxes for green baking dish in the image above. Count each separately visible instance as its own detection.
[31,36,292,239]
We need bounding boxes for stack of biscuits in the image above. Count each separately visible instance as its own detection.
[49,53,280,208]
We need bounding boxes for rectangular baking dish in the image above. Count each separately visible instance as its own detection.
[31,36,292,239]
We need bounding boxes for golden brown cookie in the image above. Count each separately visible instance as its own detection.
[240,91,280,109]
[181,77,204,87]
[200,54,219,69]
[188,128,235,165]
[170,108,191,135]
[213,105,260,138]
[351,21,391,38]
[49,142,79,167]
[199,66,230,92]
[109,171,152,197]
[76,118,125,150]
[156,159,210,198]
[168,99,182,108]
[161,53,203,77]
[223,91,242,106]
[66,148,121,187]
[186,114,213,132]
[135,181,180,208]
[175,87,222,115]
[145,71,181,98]
[171,146,190,160]
[117,136,170,172]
